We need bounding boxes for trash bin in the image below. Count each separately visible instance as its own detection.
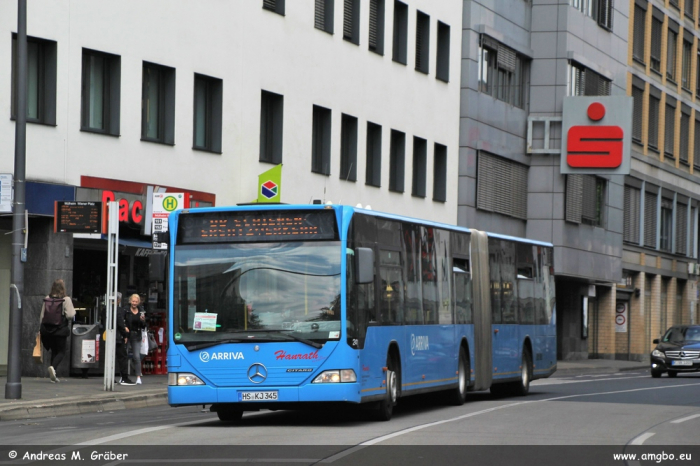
[70,324,105,376]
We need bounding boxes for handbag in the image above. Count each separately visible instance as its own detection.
[140,329,149,355]
[33,332,43,364]
[147,332,157,352]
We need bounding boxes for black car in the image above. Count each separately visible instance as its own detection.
[650,325,700,378]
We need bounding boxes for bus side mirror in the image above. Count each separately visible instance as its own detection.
[355,247,374,284]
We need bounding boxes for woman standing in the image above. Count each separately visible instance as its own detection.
[124,294,147,384]
[39,279,76,383]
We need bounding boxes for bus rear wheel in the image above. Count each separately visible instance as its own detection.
[449,347,469,406]
[512,349,532,396]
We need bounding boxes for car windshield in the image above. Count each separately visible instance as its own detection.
[683,327,700,342]
[172,241,342,344]
[662,327,700,343]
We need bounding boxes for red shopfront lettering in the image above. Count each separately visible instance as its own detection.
[274,350,320,361]
[102,190,144,226]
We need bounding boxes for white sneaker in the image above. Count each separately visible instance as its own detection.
[136,377,142,385]
[48,366,57,383]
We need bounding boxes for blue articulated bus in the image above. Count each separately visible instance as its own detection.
[166,204,556,421]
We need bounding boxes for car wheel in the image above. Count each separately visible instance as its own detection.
[650,368,662,378]
[667,370,678,378]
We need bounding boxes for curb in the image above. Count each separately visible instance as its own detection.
[553,365,648,376]
[0,392,168,422]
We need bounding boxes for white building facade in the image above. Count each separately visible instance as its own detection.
[0,0,462,375]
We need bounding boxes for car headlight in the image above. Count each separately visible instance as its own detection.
[168,372,205,386]
[312,370,357,383]
[651,349,664,358]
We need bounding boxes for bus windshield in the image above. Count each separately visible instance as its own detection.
[172,241,342,346]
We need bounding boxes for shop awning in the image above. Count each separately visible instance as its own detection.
[118,237,154,249]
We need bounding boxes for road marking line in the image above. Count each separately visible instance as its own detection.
[74,419,210,445]
[534,375,648,386]
[630,432,655,445]
[670,413,700,424]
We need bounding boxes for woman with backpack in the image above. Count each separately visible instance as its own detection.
[39,279,76,383]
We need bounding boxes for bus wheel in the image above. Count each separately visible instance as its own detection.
[512,349,532,396]
[373,360,398,421]
[216,407,243,422]
[449,347,469,406]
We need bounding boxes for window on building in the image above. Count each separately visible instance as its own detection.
[260,90,284,164]
[686,0,694,18]
[665,99,676,160]
[566,175,605,226]
[650,12,662,73]
[389,130,405,192]
[312,105,332,175]
[315,0,334,34]
[340,113,358,182]
[644,191,658,248]
[477,151,528,219]
[366,122,382,187]
[680,107,690,165]
[343,0,360,44]
[632,84,644,144]
[436,21,450,82]
[11,34,57,125]
[141,62,175,145]
[624,185,641,244]
[193,73,223,153]
[667,23,678,82]
[568,61,611,96]
[660,198,673,252]
[669,0,679,10]
[694,115,700,171]
[648,90,660,151]
[633,4,646,64]
[368,0,385,55]
[433,143,447,202]
[676,201,688,255]
[392,0,408,65]
[415,11,430,74]
[696,51,700,96]
[682,38,692,90]
[80,48,120,136]
[478,36,529,108]
[412,136,427,198]
[570,0,613,30]
[263,0,285,15]
[690,206,697,257]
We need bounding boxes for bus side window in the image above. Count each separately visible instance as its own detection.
[453,258,472,324]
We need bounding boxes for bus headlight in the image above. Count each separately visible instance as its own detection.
[312,370,357,383]
[168,372,205,386]
[651,349,664,358]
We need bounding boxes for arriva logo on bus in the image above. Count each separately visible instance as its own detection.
[410,334,430,356]
[199,351,245,363]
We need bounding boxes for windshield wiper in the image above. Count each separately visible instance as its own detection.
[184,338,246,351]
[239,329,324,349]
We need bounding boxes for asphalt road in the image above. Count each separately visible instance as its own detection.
[1,370,699,465]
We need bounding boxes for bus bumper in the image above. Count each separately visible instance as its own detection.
[168,383,362,406]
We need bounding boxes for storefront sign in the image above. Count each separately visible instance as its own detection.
[560,96,632,175]
[152,193,185,249]
[101,190,144,227]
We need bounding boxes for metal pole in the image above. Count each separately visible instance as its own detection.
[104,202,119,391]
[5,0,27,400]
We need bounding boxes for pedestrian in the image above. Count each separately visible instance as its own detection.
[115,292,135,385]
[39,278,76,383]
[124,293,147,385]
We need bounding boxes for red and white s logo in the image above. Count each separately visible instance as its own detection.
[566,102,623,169]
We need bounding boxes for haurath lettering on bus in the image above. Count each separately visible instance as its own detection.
[274,350,320,361]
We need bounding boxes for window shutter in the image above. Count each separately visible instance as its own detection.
[315,0,326,30]
[665,104,675,157]
[676,202,688,255]
[691,207,697,257]
[632,86,643,142]
[566,175,583,224]
[415,16,423,71]
[343,0,353,40]
[477,152,528,220]
[598,0,613,29]
[648,95,659,149]
[695,118,700,169]
[477,152,497,212]
[497,44,516,72]
[680,111,690,163]
[511,162,528,219]
[369,0,378,50]
[633,5,645,60]
[624,186,641,243]
[263,0,276,11]
[644,192,657,247]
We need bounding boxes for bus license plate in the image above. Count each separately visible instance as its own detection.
[671,360,692,366]
[238,391,278,401]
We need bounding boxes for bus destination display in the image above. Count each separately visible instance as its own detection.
[54,201,102,233]
[178,210,338,243]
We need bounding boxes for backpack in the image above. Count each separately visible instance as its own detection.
[42,297,65,327]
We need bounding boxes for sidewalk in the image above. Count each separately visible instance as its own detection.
[0,373,168,421]
[0,359,649,422]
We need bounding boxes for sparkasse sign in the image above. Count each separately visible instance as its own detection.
[560,96,633,175]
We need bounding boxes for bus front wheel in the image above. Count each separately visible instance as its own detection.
[448,347,469,406]
[512,349,532,396]
[373,358,399,421]
[216,406,243,422]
